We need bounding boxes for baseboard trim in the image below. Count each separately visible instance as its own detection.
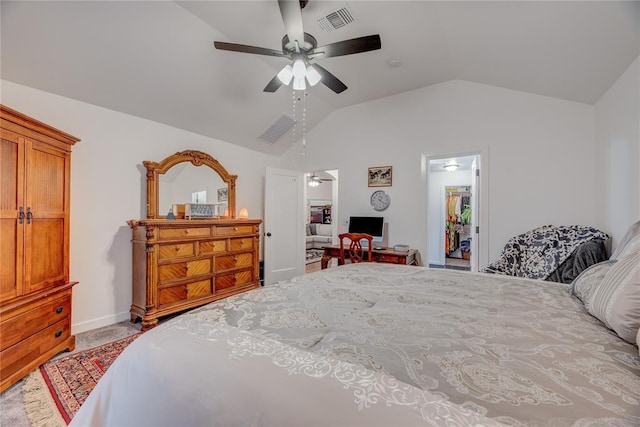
[72,311,131,334]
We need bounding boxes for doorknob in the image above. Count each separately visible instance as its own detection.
[265,232,272,237]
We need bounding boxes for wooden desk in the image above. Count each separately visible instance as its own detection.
[321,245,418,269]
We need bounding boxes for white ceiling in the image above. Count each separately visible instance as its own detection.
[2,1,638,156]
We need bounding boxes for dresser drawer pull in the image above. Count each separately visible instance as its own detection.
[55,306,64,314]
[232,257,238,263]
[233,227,238,231]
[54,330,63,338]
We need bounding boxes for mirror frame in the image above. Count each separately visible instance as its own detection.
[143,150,237,219]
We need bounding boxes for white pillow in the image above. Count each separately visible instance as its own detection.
[610,220,640,260]
[588,250,640,343]
[570,260,616,310]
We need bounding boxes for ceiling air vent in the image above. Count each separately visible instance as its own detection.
[258,114,297,144]
[316,5,355,33]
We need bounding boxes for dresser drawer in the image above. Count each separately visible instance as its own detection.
[229,237,254,251]
[0,317,70,377]
[0,296,71,351]
[215,225,255,236]
[216,269,254,291]
[199,240,227,255]
[158,259,211,282]
[158,243,195,260]
[158,279,213,306]
[159,227,211,240]
[215,253,253,271]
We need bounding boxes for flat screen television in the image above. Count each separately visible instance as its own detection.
[348,216,387,247]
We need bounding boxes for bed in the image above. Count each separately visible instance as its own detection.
[71,251,640,426]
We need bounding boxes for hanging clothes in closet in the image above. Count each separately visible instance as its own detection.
[445,186,471,257]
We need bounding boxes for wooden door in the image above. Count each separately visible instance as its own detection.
[0,136,25,300]
[23,139,70,293]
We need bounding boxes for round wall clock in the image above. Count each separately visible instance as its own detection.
[370,190,391,211]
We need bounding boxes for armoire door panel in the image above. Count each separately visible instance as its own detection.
[0,219,20,300]
[0,138,21,211]
[25,143,67,212]
[25,218,65,292]
[0,137,24,300]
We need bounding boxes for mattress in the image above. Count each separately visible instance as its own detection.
[70,263,640,426]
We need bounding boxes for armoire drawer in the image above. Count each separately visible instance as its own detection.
[158,243,195,260]
[159,227,211,240]
[229,237,254,251]
[0,317,70,376]
[0,296,71,351]
[216,269,254,291]
[158,279,213,306]
[215,225,255,236]
[215,253,253,271]
[158,259,211,282]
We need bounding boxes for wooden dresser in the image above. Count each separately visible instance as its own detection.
[128,218,262,330]
[0,105,80,392]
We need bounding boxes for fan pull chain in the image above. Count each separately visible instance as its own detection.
[302,91,307,156]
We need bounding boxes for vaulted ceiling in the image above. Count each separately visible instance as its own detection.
[2,1,638,156]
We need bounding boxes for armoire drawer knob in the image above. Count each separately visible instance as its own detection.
[55,306,64,314]
[54,330,63,338]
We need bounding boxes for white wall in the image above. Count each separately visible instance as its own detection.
[2,80,282,333]
[281,80,598,265]
[594,56,640,251]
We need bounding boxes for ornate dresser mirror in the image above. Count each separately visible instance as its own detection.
[144,150,237,219]
[129,150,261,329]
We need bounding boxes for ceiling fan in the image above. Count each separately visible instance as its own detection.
[213,0,381,94]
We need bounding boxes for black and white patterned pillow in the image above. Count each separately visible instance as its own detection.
[570,260,617,310]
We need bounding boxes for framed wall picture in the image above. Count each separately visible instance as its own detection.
[217,187,228,202]
[368,166,392,187]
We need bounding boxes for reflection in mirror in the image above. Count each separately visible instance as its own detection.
[144,150,237,219]
[159,163,225,216]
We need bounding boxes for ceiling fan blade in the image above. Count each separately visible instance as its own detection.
[263,74,284,93]
[214,41,285,57]
[314,35,381,58]
[313,64,347,94]
[278,0,305,51]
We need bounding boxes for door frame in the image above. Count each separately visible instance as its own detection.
[423,148,489,271]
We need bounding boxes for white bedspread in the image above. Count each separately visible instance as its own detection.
[71,264,640,426]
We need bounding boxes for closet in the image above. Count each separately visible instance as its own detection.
[0,105,80,392]
[445,186,472,263]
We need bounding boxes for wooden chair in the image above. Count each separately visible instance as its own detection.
[338,233,373,265]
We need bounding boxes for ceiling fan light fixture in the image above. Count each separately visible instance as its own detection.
[308,174,321,187]
[293,76,306,91]
[306,64,321,86]
[292,59,306,79]
[277,64,294,85]
[443,163,460,172]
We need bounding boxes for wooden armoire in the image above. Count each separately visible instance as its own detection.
[0,105,80,392]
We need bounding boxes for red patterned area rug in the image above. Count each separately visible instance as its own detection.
[23,333,142,425]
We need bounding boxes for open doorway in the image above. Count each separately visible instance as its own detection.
[427,154,481,272]
[304,170,338,273]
